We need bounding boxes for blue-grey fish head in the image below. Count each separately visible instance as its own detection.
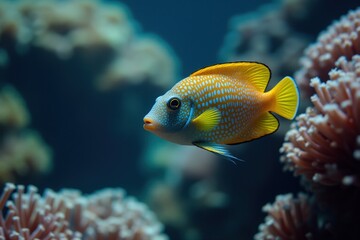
[143,90,193,141]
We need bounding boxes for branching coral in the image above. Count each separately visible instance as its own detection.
[255,193,316,240]
[0,183,168,240]
[280,55,360,187]
[0,0,179,91]
[295,7,360,97]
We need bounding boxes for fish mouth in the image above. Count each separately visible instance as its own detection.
[143,117,159,131]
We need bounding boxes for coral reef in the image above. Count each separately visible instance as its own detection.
[255,193,316,240]
[0,86,52,184]
[0,183,168,239]
[295,7,360,97]
[0,0,179,91]
[255,7,360,240]
[281,55,360,187]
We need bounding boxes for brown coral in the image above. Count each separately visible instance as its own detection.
[0,86,52,184]
[280,55,360,187]
[255,193,316,240]
[0,131,52,183]
[0,85,29,128]
[295,7,360,97]
[0,183,168,240]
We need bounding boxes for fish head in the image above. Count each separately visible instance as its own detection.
[143,89,193,140]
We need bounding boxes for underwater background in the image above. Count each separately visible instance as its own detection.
[0,0,359,239]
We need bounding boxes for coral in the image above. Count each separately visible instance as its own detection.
[0,131,52,183]
[255,7,360,240]
[0,85,52,184]
[0,183,168,240]
[80,188,166,240]
[295,7,360,97]
[0,0,179,91]
[0,183,81,239]
[220,0,311,86]
[0,85,29,129]
[255,193,316,240]
[280,55,360,187]
[97,36,178,91]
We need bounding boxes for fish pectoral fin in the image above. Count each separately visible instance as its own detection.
[193,141,242,163]
[192,108,221,131]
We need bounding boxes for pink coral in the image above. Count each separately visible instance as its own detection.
[0,183,81,239]
[295,7,360,97]
[0,183,168,240]
[281,55,360,187]
[255,193,315,240]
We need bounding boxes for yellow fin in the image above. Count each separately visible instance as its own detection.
[228,112,279,144]
[269,76,299,120]
[190,61,270,92]
[192,108,221,131]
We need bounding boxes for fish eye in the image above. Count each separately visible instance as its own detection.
[167,97,181,110]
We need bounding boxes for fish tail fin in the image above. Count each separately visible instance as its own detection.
[270,76,299,120]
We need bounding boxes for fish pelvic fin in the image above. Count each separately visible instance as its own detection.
[192,108,221,131]
[193,141,242,164]
[270,76,299,120]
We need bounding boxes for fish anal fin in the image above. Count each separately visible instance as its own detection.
[192,108,221,131]
[193,142,241,163]
[228,112,279,144]
[190,61,270,92]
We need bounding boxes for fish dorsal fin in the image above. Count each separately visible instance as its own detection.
[192,108,221,131]
[190,62,271,92]
[193,141,241,163]
[227,112,279,144]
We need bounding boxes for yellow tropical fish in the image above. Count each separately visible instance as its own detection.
[143,62,299,161]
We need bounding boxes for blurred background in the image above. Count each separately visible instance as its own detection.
[0,0,358,239]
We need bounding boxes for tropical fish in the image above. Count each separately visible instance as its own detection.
[143,62,299,161]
